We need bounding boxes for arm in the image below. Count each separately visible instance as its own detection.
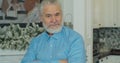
[68,35,86,63]
[60,60,68,63]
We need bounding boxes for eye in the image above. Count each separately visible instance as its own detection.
[55,13,60,16]
[46,14,51,18]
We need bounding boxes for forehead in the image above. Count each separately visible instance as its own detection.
[43,4,61,14]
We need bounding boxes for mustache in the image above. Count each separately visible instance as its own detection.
[48,22,60,26]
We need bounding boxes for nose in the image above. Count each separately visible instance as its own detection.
[51,16,56,23]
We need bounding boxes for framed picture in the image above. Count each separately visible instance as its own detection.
[0,0,42,20]
[0,0,43,63]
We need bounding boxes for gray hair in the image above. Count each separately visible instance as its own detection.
[39,0,62,15]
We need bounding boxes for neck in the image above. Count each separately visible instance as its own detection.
[46,31,53,36]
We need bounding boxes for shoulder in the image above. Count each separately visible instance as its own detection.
[62,26,84,44]
[29,32,46,44]
[63,26,82,38]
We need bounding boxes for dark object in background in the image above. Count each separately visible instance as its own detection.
[11,0,18,4]
[110,49,120,55]
[24,0,41,13]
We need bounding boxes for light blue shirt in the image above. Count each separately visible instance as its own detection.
[21,26,86,63]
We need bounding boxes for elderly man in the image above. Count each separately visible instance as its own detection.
[21,0,86,63]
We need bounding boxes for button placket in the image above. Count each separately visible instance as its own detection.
[49,38,54,59]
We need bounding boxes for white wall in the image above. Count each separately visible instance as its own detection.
[73,0,85,38]
[63,0,73,23]
[58,0,73,23]
[93,0,120,27]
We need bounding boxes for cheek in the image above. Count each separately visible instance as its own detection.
[56,16,62,22]
[42,18,50,25]
[58,17,62,23]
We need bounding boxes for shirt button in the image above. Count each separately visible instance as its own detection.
[50,44,53,47]
[50,56,52,58]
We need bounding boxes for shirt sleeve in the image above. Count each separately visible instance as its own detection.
[21,38,60,63]
[68,35,86,63]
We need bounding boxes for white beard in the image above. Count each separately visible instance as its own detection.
[43,22,63,34]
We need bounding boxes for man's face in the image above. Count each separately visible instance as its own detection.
[41,4,63,33]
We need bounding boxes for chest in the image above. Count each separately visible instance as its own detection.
[36,38,69,60]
